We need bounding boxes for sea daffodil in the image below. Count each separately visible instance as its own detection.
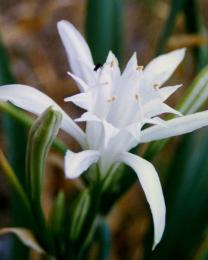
[1,21,208,248]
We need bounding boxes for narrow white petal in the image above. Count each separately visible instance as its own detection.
[65,92,92,111]
[144,117,167,127]
[140,110,208,143]
[64,150,100,179]
[57,20,94,84]
[0,84,86,147]
[75,112,101,122]
[159,84,182,101]
[160,104,182,116]
[144,48,185,85]
[67,71,89,92]
[106,51,119,65]
[144,101,182,118]
[105,51,121,77]
[118,152,166,248]
[101,120,119,148]
[126,123,141,141]
[123,52,138,76]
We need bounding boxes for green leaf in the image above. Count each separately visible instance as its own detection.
[49,191,66,256]
[0,228,45,254]
[193,232,208,260]
[156,0,188,55]
[85,0,124,64]
[26,106,62,254]
[0,150,30,213]
[49,191,65,236]
[26,106,62,205]
[69,190,90,242]
[183,0,208,70]
[0,37,29,259]
[94,218,112,260]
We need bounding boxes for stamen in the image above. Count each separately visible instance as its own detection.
[153,84,160,90]
[107,96,117,102]
[136,65,144,71]
[135,94,139,100]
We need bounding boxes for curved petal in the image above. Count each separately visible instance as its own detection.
[67,71,89,92]
[140,110,208,143]
[65,92,92,111]
[64,150,100,179]
[144,48,185,86]
[159,84,182,101]
[122,52,138,76]
[118,152,166,249]
[75,112,101,122]
[57,20,94,85]
[100,120,119,149]
[0,84,86,147]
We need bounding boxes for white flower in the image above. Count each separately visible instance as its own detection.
[1,20,208,248]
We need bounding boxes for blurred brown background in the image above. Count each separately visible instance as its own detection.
[0,0,208,259]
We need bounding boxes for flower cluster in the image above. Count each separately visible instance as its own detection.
[1,20,208,248]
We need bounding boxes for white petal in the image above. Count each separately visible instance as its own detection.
[143,101,182,118]
[65,92,92,111]
[160,104,182,116]
[75,112,101,122]
[64,150,100,179]
[57,20,94,84]
[125,123,141,141]
[101,120,119,148]
[159,84,182,101]
[67,71,89,92]
[118,152,166,249]
[0,84,86,147]
[106,51,119,66]
[144,117,167,127]
[123,52,138,76]
[140,110,208,143]
[105,51,120,75]
[144,48,185,86]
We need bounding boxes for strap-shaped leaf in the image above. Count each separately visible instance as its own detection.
[49,191,65,236]
[85,0,124,64]
[156,0,188,54]
[69,190,90,242]
[0,150,30,212]
[26,106,62,203]
[0,228,44,254]
[0,39,29,258]
[25,106,62,255]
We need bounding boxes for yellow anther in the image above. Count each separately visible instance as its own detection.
[107,96,117,102]
[153,84,159,90]
[110,60,114,67]
[135,94,139,100]
[136,65,144,71]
